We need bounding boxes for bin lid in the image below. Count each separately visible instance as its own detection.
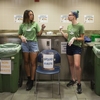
[91,34,100,37]
[0,43,21,58]
[93,44,100,58]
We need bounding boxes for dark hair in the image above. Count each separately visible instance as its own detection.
[23,10,34,23]
[71,10,79,18]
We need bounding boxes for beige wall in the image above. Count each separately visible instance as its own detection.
[0,0,100,30]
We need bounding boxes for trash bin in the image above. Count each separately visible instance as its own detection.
[92,44,100,96]
[90,34,100,42]
[0,43,21,93]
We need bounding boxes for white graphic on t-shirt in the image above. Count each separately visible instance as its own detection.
[70,31,74,35]
[70,29,74,35]
[26,28,32,31]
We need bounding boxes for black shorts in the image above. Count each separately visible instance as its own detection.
[66,44,82,55]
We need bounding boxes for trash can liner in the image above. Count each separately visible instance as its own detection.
[0,43,21,58]
[93,44,100,58]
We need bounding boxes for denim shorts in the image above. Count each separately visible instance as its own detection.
[21,41,39,52]
[66,44,82,55]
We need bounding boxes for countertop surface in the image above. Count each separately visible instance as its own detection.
[0,32,62,37]
[1,32,100,47]
[86,42,100,47]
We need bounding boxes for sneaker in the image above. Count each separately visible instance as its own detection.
[26,81,33,91]
[77,83,82,94]
[66,80,76,87]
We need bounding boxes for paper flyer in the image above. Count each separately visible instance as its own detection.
[60,15,70,23]
[0,60,11,74]
[43,54,54,69]
[84,15,94,23]
[61,42,67,54]
[38,14,48,23]
[14,15,23,23]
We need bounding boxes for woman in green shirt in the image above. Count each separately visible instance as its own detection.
[18,10,45,91]
[60,10,84,94]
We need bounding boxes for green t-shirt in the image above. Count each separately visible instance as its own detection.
[67,23,85,47]
[18,22,40,41]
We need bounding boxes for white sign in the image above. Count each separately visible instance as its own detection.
[60,15,70,23]
[43,54,54,69]
[84,15,94,23]
[38,14,48,23]
[14,15,23,23]
[0,60,11,74]
[61,42,67,54]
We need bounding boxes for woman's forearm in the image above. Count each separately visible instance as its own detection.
[37,29,44,36]
[60,30,68,39]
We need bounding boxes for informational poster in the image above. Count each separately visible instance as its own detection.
[84,15,94,23]
[0,60,11,74]
[14,15,23,23]
[43,54,54,69]
[61,42,67,54]
[38,14,48,23]
[60,15,70,23]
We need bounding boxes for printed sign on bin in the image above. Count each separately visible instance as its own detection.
[61,42,67,54]
[0,60,11,74]
[43,54,54,69]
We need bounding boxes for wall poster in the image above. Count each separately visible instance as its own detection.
[38,14,48,23]
[60,15,70,23]
[84,15,94,23]
[14,15,23,23]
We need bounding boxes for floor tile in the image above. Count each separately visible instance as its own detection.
[37,98,61,100]
[75,92,88,99]
[52,93,61,99]
[0,81,100,100]
[86,97,100,100]
[37,91,52,98]
[61,93,77,100]
[0,92,13,100]
[12,94,35,100]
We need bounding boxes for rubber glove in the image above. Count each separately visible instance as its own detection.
[59,26,64,31]
[21,35,27,43]
[41,24,46,30]
[68,37,76,46]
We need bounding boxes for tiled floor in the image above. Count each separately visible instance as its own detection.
[0,81,100,100]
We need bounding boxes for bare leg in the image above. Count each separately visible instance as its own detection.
[74,54,81,83]
[23,52,30,77]
[30,52,38,80]
[74,54,82,94]
[67,55,76,81]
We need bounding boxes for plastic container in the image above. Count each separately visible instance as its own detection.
[90,34,100,42]
[0,43,21,93]
[92,44,100,95]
